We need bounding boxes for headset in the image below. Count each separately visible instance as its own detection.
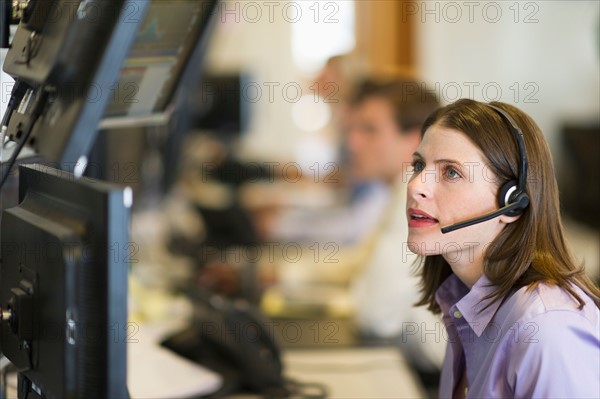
[441,104,530,234]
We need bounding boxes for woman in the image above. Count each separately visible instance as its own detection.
[406,99,600,398]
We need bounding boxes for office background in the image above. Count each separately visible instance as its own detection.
[0,1,598,397]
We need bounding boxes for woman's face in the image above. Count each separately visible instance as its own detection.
[406,125,509,262]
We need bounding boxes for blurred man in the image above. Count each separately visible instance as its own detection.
[347,80,442,361]
[264,54,382,246]
[273,77,445,371]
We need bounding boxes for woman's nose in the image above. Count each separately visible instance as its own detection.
[408,170,433,200]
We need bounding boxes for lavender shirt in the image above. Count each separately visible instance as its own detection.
[435,274,600,398]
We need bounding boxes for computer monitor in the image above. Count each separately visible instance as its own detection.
[87,0,219,195]
[100,0,219,129]
[0,0,186,398]
[0,0,219,397]
[191,73,252,135]
[1,6,143,394]
[0,164,131,398]
[1,0,149,167]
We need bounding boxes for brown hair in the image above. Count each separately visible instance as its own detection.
[351,78,440,133]
[415,99,600,314]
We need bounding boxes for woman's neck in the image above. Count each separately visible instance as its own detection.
[443,244,485,289]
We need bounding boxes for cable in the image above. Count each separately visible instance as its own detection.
[0,81,31,204]
[0,80,29,130]
[0,88,47,193]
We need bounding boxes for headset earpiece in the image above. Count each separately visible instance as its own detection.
[497,179,529,216]
[498,180,518,208]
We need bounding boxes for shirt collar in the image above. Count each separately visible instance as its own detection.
[435,273,503,337]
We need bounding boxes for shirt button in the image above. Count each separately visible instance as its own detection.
[453,310,462,318]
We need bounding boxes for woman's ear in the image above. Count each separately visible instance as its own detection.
[499,213,522,225]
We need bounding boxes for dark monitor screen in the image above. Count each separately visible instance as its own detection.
[191,73,252,135]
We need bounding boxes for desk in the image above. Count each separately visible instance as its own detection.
[283,347,426,398]
[2,342,425,399]
[127,322,223,398]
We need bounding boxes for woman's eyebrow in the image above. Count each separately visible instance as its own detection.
[434,158,463,166]
[412,152,463,166]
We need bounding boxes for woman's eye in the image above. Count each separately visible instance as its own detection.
[412,160,425,172]
[445,167,461,179]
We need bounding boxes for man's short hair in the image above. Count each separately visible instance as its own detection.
[351,78,440,133]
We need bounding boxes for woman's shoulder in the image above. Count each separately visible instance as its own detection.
[506,281,599,330]
[502,283,600,399]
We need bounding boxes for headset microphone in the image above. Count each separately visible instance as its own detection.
[440,104,530,234]
[441,195,529,234]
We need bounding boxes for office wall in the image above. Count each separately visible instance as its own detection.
[204,0,306,161]
[205,1,600,164]
[414,0,600,161]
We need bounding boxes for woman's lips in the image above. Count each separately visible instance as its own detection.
[407,208,439,228]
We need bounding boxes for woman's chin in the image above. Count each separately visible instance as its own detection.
[406,234,447,256]
[407,239,434,256]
